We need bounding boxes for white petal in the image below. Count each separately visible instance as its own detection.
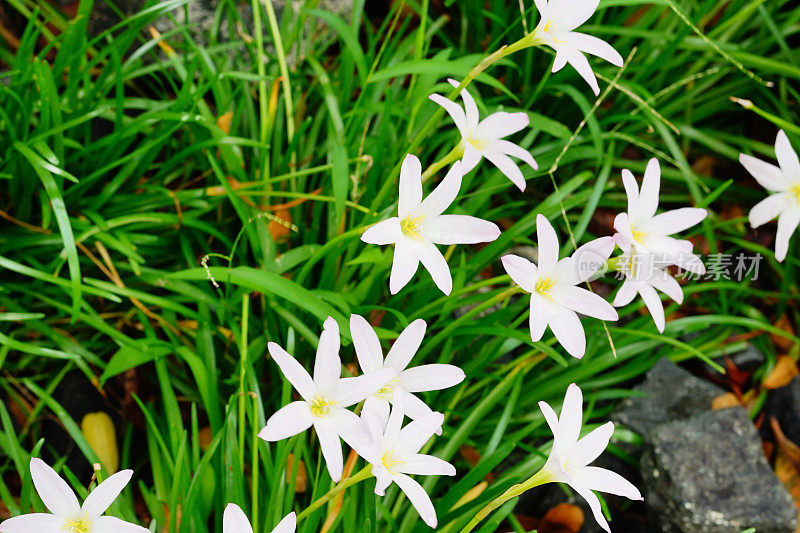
[461,143,483,174]
[0,514,64,532]
[551,46,569,72]
[402,391,435,421]
[428,94,467,139]
[558,383,584,446]
[384,395,406,445]
[313,317,341,395]
[399,454,456,477]
[475,112,529,140]
[638,158,661,221]
[552,285,618,321]
[423,215,500,245]
[739,153,788,192]
[400,364,465,392]
[612,213,634,252]
[272,512,297,533]
[223,503,253,533]
[567,32,623,67]
[571,483,610,533]
[29,458,80,518]
[559,46,599,95]
[492,139,537,171]
[410,239,452,295]
[644,208,707,236]
[621,169,639,215]
[332,368,397,407]
[395,412,444,456]
[362,218,402,245]
[775,209,800,262]
[529,296,548,341]
[648,268,683,304]
[612,279,638,307]
[314,419,344,482]
[393,474,438,528]
[775,130,800,182]
[533,0,547,17]
[638,283,666,332]
[570,236,615,283]
[91,516,150,533]
[385,319,427,371]
[331,408,378,464]
[571,466,643,500]
[399,154,423,219]
[568,421,613,467]
[447,78,479,131]
[258,402,313,441]
[749,193,786,228]
[390,238,420,295]
[82,469,132,520]
[501,254,537,293]
[417,161,463,218]
[350,314,384,373]
[267,343,316,401]
[482,150,527,191]
[363,396,391,432]
[547,304,586,359]
[373,467,394,496]
[553,0,600,31]
[536,214,560,276]
[538,400,561,438]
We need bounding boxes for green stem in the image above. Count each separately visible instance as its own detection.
[420,144,464,183]
[238,294,250,471]
[251,393,259,533]
[459,467,552,533]
[295,465,373,523]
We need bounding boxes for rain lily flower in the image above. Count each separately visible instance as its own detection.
[501,214,618,358]
[612,251,683,333]
[361,155,500,295]
[350,314,465,423]
[0,458,148,533]
[258,317,397,482]
[223,504,295,533]
[531,0,624,95]
[613,158,707,274]
[362,403,456,528]
[538,384,642,532]
[740,129,800,262]
[429,79,537,191]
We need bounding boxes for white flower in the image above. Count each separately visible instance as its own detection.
[613,158,707,274]
[350,314,465,424]
[532,0,624,95]
[538,384,642,532]
[501,214,618,358]
[0,458,148,533]
[223,504,295,533]
[361,155,501,295]
[258,317,397,482]
[613,251,684,333]
[361,403,455,528]
[740,129,800,262]
[429,79,537,191]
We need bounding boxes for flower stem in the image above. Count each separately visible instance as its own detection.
[295,465,373,523]
[421,144,464,183]
[459,467,551,533]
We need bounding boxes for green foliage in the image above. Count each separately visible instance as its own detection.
[0,0,798,531]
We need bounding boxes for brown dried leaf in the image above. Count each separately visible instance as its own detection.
[286,453,308,493]
[764,355,799,390]
[772,315,796,352]
[268,209,292,241]
[217,111,233,134]
[771,418,800,531]
[539,503,585,533]
[712,393,741,410]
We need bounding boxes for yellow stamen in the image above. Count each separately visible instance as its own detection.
[64,515,91,533]
[534,276,557,301]
[791,184,800,205]
[376,378,398,399]
[400,215,425,238]
[467,137,487,151]
[382,450,403,475]
[310,396,335,417]
[631,229,648,244]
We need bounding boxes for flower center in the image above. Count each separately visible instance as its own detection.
[381,450,403,475]
[64,515,91,533]
[309,396,335,417]
[400,215,425,238]
[376,379,398,400]
[631,228,648,244]
[791,184,800,205]
[534,276,556,301]
[467,137,487,151]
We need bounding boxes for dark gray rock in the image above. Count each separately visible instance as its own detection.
[763,376,800,445]
[642,407,797,533]
[718,343,765,371]
[613,358,724,437]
